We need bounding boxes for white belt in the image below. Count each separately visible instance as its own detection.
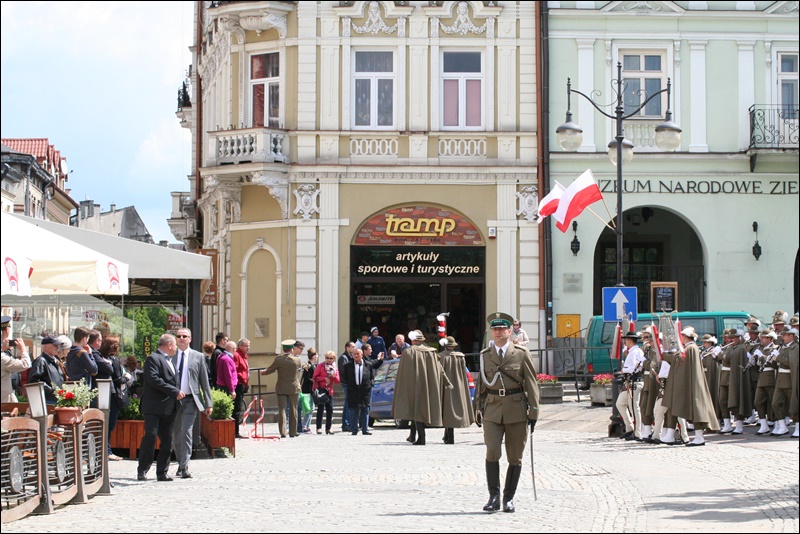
[643,370,651,375]
[778,368,791,374]
[721,366,731,371]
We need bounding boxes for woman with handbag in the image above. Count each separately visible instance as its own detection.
[312,351,340,434]
[297,349,318,433]
[99,336,129,461]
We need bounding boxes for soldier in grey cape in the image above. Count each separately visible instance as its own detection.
[438,336,475,444]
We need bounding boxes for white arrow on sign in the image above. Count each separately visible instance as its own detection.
[611,289,629,320]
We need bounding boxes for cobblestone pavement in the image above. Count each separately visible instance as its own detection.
[4,400,798,532]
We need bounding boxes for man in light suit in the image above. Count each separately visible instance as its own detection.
[171,328,213,479]
[137,333,184,482]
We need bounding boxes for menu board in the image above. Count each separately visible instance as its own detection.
[651,282,678,313]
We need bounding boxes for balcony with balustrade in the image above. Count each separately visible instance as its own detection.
[748,104,799,171]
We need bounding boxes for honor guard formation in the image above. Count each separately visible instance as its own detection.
[616,310,799,445]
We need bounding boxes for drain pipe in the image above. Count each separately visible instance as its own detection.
[536,2,554,369]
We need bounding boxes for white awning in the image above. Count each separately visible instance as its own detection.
[12,214,211,280]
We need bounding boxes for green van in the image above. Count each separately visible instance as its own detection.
[581,311,752,376]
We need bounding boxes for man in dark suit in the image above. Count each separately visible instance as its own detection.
[137,333,184,482]
[171,328,213,479]
[344,347,384,435]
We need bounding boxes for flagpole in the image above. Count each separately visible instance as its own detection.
[586,206,615,231]
[600,197,617,229]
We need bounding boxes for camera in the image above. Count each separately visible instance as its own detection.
[8,339,18,348]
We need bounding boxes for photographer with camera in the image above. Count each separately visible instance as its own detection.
[1,315,31,402]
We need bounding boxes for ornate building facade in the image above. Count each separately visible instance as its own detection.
[170,1,543,358]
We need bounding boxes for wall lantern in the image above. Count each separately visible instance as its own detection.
[570,221,581,256]
[752,221,762,260]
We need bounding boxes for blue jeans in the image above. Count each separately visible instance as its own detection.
[341,384,353,431]
[351,404,370,434]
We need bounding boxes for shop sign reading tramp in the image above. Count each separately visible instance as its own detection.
[355,206,484,247]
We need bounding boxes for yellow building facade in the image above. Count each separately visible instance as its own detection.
[175,1,542,360]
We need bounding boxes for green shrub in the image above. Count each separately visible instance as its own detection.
[210,389,234,420]
[118,397,143,420]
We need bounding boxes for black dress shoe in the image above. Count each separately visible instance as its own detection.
[137,471,148,481]
[406,436,415,443]
[362,431,372,435]
[685,442,706,447]
[179,471,192,479]
[413,440,426,446]
[157,474,174,482]
[352,431,359,435]
[620,431,633,440]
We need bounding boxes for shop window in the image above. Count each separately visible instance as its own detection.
[250,52,280,128]
[353,50,395,129]
[621,51,666,118]
[441,50,483,130]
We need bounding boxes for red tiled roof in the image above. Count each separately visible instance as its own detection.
[1,138,67,179]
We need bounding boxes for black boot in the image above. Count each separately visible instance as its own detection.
[413,421,426,445]
[407,422,416,443]
[483,461,501,512]
[502,464,523,513]
[444,428,454,444]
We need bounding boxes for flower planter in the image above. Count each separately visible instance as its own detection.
[590,383,614,406]
[54,407,83,426]
[110,419,160,459]
[200,415,236,458]
[539,383,564,404]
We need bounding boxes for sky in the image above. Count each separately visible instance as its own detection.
[1,1,194,243]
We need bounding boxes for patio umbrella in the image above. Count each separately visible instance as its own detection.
[1,212,129,296]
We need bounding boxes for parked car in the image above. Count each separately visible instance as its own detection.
[369,358,475,427]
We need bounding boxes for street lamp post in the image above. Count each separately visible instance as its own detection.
[556,62,681,437]
[556,61,681,287]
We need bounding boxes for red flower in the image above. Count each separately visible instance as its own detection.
[64,391,75,400]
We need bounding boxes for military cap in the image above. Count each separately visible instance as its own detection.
[772,310,788,325]
[746,325,760,334]
[0,315,10,329]
[444,336,458,347]
[281,339,297,350]
[789,314,799,327]
[487,312,514,328]
[759,328,777,340]
[779,326,798,338]
[408,330,426,342]
[680,326,698,340]
[745,315,761,327]
[700,334,717,344]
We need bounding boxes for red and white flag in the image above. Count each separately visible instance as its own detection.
[554,169,603,233]
[535,182,566,224]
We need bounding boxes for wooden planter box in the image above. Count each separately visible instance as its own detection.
[110,420,159,459]
[590,383,614,406]
[539,383,564,404]
[199,415,235,458]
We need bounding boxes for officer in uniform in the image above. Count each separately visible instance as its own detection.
[261,339,303,438]
[717,328,751,434]
[474,313,539,513]
[699,334,722,426]
[753,328,779,435]
[638,328,661,443]
[616,331,646,440]
[771,325,799,437]
[742,318,762,423]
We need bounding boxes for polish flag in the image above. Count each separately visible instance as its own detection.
[554,170,603,233]
[535,182,566,224]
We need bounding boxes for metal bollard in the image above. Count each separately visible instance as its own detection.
[607,371,625,437]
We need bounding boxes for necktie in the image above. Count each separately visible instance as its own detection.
[176,351,184,382]
[498,348,504,359]
[356,363,362,385]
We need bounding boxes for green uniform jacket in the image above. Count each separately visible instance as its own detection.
[392,344,451,426]
[439,349,475,428]
[661,342,719,430]
[264,353,301,395]
[775,341,799,421]
[475,344,540,425]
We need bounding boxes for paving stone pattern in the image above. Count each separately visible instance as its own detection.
[4,400,797,533]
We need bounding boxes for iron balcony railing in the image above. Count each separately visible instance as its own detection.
[749,104,799,149]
